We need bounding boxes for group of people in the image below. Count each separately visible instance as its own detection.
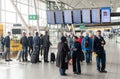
[0,31,52,63]
[56,30,107,76]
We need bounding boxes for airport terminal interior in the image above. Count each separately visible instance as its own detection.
[0,0,120,79]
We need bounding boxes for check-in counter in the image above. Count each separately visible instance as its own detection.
[10,40,22,52]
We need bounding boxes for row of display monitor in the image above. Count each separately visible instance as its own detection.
[47,7,111,24]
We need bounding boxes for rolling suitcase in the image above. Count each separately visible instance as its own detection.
[50,52,55,63]
[31,50,38,64]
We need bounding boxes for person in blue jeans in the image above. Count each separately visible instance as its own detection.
[93,30,107,73]
[82,32,92,64]
[20,32,28,62]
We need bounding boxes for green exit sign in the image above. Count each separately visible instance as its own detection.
[29,15,39,20]
[80,25,85,29]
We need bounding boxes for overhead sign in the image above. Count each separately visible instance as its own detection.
[101,7,111,22]
[91,9,100,23]
[29,15,39,20]
[82,9,91,23]
[64,10,72,24]
[80,25,85,29]
[47,11,55,24]
[73,10,81,24]
[55,11,64,24]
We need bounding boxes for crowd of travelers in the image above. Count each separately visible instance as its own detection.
[56,30,107,76]
[0,30,107,76]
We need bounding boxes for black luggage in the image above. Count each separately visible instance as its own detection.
[50,53,55,63]
[80,51,85,62]
[31,51,38,63]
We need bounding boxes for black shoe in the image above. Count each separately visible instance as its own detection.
[45,61,49,63]
[61,73,67,76]
[38,60,42,63]
[8,59,12,61]
[5,60,9,62]
[101,70,107,73]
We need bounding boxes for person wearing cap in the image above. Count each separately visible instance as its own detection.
[56,36,70,76]
[93,30,107,73]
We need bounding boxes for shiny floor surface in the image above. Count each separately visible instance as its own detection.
[0,39,120,79]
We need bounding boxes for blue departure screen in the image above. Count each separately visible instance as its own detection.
[73,10,81,24]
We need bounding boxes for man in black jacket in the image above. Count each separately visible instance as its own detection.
[93,30,107,73]
[43,31,52,63]
[71,36,82,75]
[4,32,12,61]
[28,33,33,56]
[20,32,28,62]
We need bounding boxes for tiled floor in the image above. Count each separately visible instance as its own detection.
[0,38,120,79]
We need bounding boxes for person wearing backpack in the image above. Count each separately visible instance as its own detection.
[82,32,92,64]
[20,32,28,62]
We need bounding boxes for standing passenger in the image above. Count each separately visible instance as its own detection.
[4,32,12,61]
[20,32,28,62]
[28,33,33,56]
[43,31,52,63]
[33,32,41,62]
[56,37,70,76]
[82,32,92,64]
[71,36,82,75]
[93,30,107,73]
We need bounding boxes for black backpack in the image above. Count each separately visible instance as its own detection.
[84,38,90,48]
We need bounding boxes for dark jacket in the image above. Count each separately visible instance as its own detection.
[43,35,51,48]
[33,36,41,47]
[56,42,70,69]
[4,36,10,48]
[71,41,82,61]
[93,36,106,54]
[28,36,33,48]
[1,37,5,47]
[20,36,28,47]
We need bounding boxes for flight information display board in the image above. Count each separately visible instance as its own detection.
[82,9,91,23]
[64,10,72,24]
[47,11,55,24]
[73,10,81,24]
[91,9,100,23]
[101,7,111,22]
[55,11,64,24]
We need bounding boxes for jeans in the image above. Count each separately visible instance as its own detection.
[96,51,106,71]
[85,50,91,63]
[44,46,49,61]
[22,46,28,61]
[59,68,66,75]
[4,47,10,60]
[28,46,33,56]
[72,53,81,73]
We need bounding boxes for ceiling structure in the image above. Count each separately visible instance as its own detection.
[41,0,120,12]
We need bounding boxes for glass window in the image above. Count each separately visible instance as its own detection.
[6,12,16,23]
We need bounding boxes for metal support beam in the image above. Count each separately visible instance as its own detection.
[10,0,28,31]
[34,0,40,32]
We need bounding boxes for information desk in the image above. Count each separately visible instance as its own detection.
[10,40,22,52]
